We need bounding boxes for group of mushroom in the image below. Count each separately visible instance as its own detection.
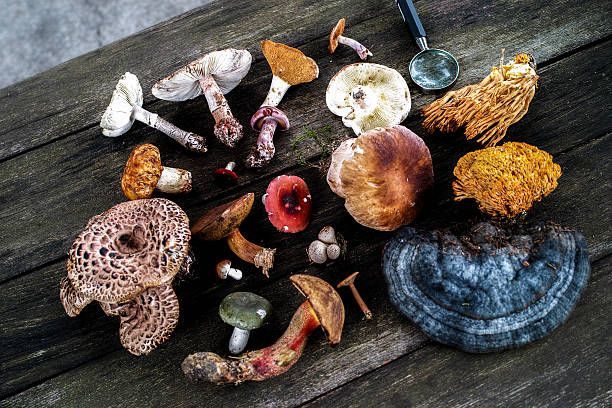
[59,14,590,387]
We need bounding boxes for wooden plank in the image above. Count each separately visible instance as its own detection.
[2,134,610,403]
[1,2,610,282]
[305,256,612,408]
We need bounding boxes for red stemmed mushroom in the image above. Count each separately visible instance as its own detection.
[262,175,312,233]
[213,161,239,185]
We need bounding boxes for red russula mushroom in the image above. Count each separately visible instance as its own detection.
[214,162,239,185]
[263,175,312,233]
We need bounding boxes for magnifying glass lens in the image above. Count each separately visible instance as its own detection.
[410,49,459,90]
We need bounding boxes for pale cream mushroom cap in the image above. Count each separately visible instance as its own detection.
[100,72,143,137]
[151,49,252,101]
[326,63,411,135]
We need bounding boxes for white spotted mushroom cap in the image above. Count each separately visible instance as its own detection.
[151,49,252,101]
[326,63,411,135]
[100,72,143,137]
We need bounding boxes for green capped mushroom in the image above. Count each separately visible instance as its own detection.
[220,292,272,354]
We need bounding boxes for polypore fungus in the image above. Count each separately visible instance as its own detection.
[327,125,434,231]
[326,63,410,135]
[59,198,191,355]
[383,221,590,352]
[453,142,561,218]
[422,52,538,146]
[246,40,319,167]
[191,193,276,277]
[152,49,252,147]
[329,18,372,60]
[182,274,344,384]
[219,292,272,354]
[121,144,192,200]
[263,175,312,233]
[100,72,207,152]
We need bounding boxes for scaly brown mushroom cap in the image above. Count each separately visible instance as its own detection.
[191,193,254,240]
[100,284,179,355]
[290,274,345,345]
[453,142,561,217]
[60,276,92,317]
[65,199,190,306]
[328,18,346,53]
[121,144,163,200]
[261,40,319,86]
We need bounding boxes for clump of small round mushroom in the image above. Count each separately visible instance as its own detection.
[307,226,343,264]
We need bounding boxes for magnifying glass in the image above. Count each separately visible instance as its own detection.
[396,0,459,92]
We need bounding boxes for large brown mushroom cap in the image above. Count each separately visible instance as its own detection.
[290,274,345,345]
[66,198,190,305]
[328,18,346,53]
[121,144,163,200]
[327,125,434,231]
[191,193,254,240]
[261,40,319,86]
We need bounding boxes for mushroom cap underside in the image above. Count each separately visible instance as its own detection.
[122,144,164,200]
[100,72,143,136]
[261,40,319,86]
[382,222,590,353]
[290,274,345,345]
[152,49,252,101]
[219,291,272,330]
[191,192,255,240]
[326,63,411,135]
[67,198,190,304]
[328,18,346,53]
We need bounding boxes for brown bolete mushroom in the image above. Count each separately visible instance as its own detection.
[192,193,276,277]
[329,18,372,60]
[182,274,345,384]
[327,125,434,231]
[152,49,252,148]
[246,40,319,167]
[100,72,207,152]
[121,144,192,200]
[59,198,191,355]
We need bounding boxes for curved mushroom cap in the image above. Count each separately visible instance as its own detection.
[101,284,180,355]
[453,142,561,218]
[191,193,254,240]
[326,63,411,135]
[290,274,345,345]
[250,106,290,132]
[151,49,252,101]
[264,175,312,233]
[261,40,319,86]
[60,276,92,317]
[328,18,346,53]
[66,199,190,305]
[121,144,163,200]
[219,292,272,330]
[327,126,434,231]
[100,72,143,137]
[382,222,590,353]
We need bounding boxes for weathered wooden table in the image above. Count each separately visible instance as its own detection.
[1,0,610,406]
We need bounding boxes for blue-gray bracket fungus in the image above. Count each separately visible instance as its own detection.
[382,221,590,352]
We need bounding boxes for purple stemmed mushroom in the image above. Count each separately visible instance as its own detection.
[152,49,252,148]
[247,107,290,167]
[329,18,372,60]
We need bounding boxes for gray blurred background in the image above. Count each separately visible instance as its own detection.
[0,0,211,88]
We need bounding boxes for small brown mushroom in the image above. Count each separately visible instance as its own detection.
[121,144,192,200]
[337,272,372,320]
[192,193,276,277]
[216,259,243,281]
[182,274,345,384]
[329,18,372,60]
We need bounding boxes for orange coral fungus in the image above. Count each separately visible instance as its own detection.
[422,52,538,146]
[453,142,561,218]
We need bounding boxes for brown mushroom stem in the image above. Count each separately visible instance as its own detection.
[156,166,192,194]
[245,118,277,168]
[338,36,372,60]
[347,285,372,320]
[199,75,243,147]
[131,105,207,152]
[182,300,320,384]
[261,75,291,107]
[226,229,275,277]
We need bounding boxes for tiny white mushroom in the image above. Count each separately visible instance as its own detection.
[326,244,341,260]
[216,260,243,281]
[308,240,329,264]
[318,226,338,244]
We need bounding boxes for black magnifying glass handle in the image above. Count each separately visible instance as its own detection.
[396,0,428,50]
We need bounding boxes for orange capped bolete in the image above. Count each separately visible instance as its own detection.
[122,144,192,200]
[329,18,372,60]
[453,142,561,217]
[192,193,276,277]
[182,274,345,384]
[327,125,434,231]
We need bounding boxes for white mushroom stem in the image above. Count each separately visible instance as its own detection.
[246,119,277,168]
[226,267,243,280]
[262,76,291,107]
[157,166,192,194]
[199,75,243,147]
[338,36,373,60]
[131,105,207,152]
[225,162,236,172]
[229,327,250,354]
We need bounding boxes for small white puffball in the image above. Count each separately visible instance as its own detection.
[308,240,328,264]
[318,226,337,244]
[326,243,341,260]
